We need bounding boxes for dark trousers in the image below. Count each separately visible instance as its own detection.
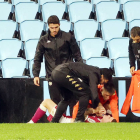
[51,69,91,122]
[48,80,77,116]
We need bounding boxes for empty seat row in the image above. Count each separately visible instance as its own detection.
[0,57,131,78]
[80,37,129,60]
[86,57,131,77]
[6,0,140,5]
[1,1,140,23]
[1,19,140,42]
[0,37,129,61]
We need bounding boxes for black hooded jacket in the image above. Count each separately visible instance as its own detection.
[33,30,83,79]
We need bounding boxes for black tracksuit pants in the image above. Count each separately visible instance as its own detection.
[51,68,91,122]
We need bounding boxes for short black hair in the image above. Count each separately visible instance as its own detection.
[130,26,140,37]
[101,68,113,81]
[111,119,117,122]
[47,15,60,25]
[104,82,115,95]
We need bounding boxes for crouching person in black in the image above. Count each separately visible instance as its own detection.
[51,62,113,122]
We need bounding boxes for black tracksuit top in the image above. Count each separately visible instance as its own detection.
[33,30,83,78]
[129,39,140,70]
[55,62,101,108]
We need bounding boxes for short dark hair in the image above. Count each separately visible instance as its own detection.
[47,15,60,25]
[104,82,115,95]
[101,68,113,81]
[130,26,140,37]
[111,119,117,122]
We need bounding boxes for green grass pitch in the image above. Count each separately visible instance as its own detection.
[0,123,140,140]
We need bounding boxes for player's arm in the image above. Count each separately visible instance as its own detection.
[69,35,83,63]
[109,92,119,122]
[33,39,45,86]
[88,72,100,109]
[129,39,135,75]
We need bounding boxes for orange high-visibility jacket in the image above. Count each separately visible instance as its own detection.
[121,70,140,115]
[72,85,119,122]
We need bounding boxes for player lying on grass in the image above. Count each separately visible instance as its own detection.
[28,98,116,123]
[28,82,118,123]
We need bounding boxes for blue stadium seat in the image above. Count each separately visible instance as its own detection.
[2,58,28,78]
[0,20,16,40]
[68,1,92,23]
[114,57,131,77]
[101,19,126,41]
[86,57,111,68]
[15,2,38,23]
[38,0,58,5]
[129,19,140,34]
[74,20,98,42]
[96,1,120,22]
[42,2,65,23]
[60,20,71,32]
[24,39,38,60]
[80,38,105,60]
[11,0,31,5]
[91,0,110,5]
[20,20,44,41]
[30,59,46,78]
[0,39,22,60]
[118,0,139,4]
[66,0,84,5]
[108,37,129,59]
[123,1,140,22]
[0,2,12,20]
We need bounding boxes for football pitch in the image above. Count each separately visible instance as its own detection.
[0,123,140,140]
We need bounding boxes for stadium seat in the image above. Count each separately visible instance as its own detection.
[108,37,129,59]
[74,20,98,42]
[42,2,65,23]
[66,0,84,6]
[15,2,38,23]
[30,59,46,78]
[123,1,140,22]
[114,57,131,77]
[24,39,38,60]
[68,1,92,23]
[0,39,22,60]
[0,2,12,20]
[91,0,110,5]
[118,0,140,4]
[80,38,105,60]
[96,1,120,22]
[129,19,140,34]
[0,20,16,40]
[60,20,71,32]
[101,19,126,41]
[11,0,31,5]
[86,57,111,68]
[38,0,58,5]
[2,58,28,78]
[20,20,44,41]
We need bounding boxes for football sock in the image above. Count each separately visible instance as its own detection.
[31,104,47,123]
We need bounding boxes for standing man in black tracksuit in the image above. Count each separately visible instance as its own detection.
[33,15,83,115]
[50,62,113,122]
[129,26,140,75]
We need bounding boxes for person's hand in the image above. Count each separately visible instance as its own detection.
[95,106,106,117]
[130,66,135,75]
[34,77,40,86]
